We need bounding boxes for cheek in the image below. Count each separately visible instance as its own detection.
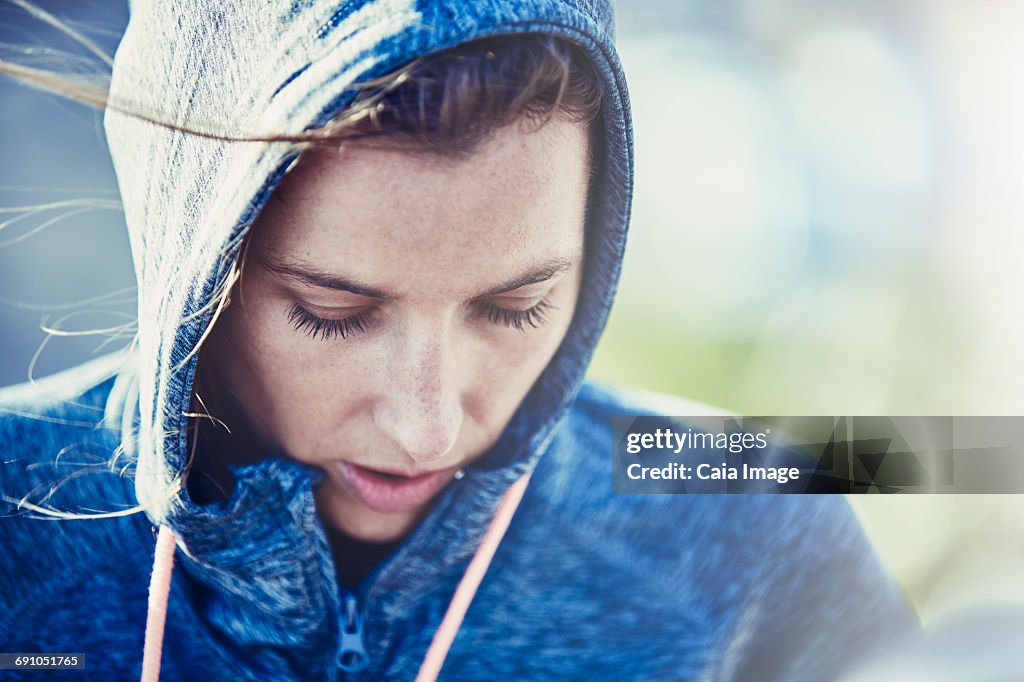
[218,291,379,446]
[467,277,581,423]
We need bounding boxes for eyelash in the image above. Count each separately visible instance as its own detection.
[287,298,555,341]
[477,298,554,332]
[287,304,372,341]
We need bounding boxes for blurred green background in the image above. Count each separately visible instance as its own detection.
[590,0,1024,625]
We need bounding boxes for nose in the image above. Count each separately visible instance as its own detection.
[373,331,464,464]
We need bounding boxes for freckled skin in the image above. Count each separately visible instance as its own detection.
[197,119,589,541]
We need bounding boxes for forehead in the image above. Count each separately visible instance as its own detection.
[249,119,589,295]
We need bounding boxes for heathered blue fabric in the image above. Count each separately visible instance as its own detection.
[0,359,918,680]
[0,0,918,680]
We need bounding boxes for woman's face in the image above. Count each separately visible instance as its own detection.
[201,118,589,541]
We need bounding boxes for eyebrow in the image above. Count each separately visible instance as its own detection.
[260,254,390,298]
[260,253,579,300]
[477,257,577,297]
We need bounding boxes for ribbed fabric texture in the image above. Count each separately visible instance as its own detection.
[141,525,177,682]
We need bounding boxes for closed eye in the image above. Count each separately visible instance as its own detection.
[475,298,554,332]
[287,304,374,341]
[288,297,556,341]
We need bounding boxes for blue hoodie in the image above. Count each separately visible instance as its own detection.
[0,0,917,679]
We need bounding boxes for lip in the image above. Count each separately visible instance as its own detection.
[335,461,456,514]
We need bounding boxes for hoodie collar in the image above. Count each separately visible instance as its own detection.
[167,443,550,660]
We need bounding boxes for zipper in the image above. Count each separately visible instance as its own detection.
[336,590,369,673]
[331,534,406,675]
[329,470,473,676]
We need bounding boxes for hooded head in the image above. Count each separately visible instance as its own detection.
[102,0,633,540]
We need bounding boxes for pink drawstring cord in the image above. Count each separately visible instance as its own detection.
[141,524,177,682]
[415,471,532,682]
[138,471,531,682]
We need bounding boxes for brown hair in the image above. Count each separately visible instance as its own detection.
[320,34,604,160]
[0,30,603,157]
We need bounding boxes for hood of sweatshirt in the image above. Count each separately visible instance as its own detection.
[101,0,632,665]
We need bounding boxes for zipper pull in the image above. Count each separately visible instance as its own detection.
[336,591,370,672]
